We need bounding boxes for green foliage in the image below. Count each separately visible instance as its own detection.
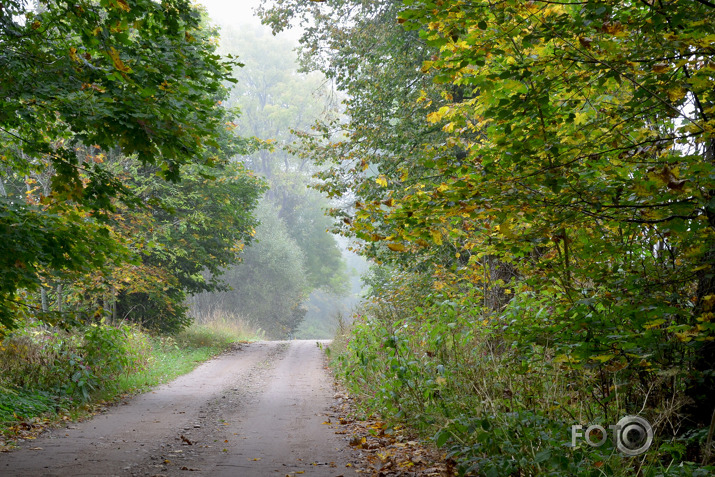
[0,388,60,425]
[0,0,263,333]
[266,0,715,471]
[0,319,259,442]
[332,273,715,476]
[107,160,264,333]
[0,321,151,401]
[198,24,349,337]
[200,201,309,338]
[0,201,125,329]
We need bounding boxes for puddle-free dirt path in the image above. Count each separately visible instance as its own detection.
[0,340,357,476]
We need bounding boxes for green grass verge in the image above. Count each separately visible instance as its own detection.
[107,326,238,396]
[0,322,259,445]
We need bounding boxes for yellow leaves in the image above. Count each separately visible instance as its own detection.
[543,4,566,16]
[574,111,589,126]
[652,63,669,74]
[430,228,443,245]
[112,0,131,12]
[375,175,388,187]
[82,83,106,93]
[108,47,132,74]
[349,435,368,447]
[643,319,666,330]
[496,221,514,239]
[601,21,624,35]
[674,327,699,342]
[667,86,687,102]
[387,243,407,252]
[69,47,80,63]
[702,296,715,311]
[591,354,615,363]
[524,1,540,13]
[554,354,580,364]
[652,164,688,191]
[427,106,451,124]
[416,89,431,106]
[695,33,715,49]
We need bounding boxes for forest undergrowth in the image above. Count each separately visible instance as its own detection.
[330,272,715,477]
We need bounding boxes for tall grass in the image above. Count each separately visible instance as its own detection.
[187,308,265,344]
[0,313,263,444]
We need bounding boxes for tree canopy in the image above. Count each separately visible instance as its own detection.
[0,0,263,332]
[260,0,715,471]
[186,23,349,338]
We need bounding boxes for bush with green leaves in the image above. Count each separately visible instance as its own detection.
[0,321,150,401]
[331,270,715,476]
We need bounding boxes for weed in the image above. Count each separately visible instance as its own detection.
[331,272,715,476]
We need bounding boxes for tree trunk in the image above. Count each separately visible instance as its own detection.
[687,139,715,427]
[56,284,63,313]
[40,287,48,313]
[112,286,118,323]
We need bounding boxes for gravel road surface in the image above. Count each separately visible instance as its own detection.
[0,340,356,476]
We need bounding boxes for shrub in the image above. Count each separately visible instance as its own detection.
[0,321,151,401]
[331,270,715,476]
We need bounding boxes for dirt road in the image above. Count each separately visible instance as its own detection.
[0,340,357,476]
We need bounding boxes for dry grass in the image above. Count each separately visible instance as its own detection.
[187,308,265,344]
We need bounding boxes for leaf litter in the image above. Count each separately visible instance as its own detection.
[329,385,455,476]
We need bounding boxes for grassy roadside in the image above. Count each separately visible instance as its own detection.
[0,319,262,450]
[327,296,715,477]
[108,320,260,397]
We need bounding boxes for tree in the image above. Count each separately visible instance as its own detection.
[111,160,264,332]
[218,25,347,291]
[0,0,259,331]
[260,0,715,458]
[186,23,349,336]
[202,201,309,338]
[397,0,715,426]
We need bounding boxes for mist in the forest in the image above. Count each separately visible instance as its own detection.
[188,3,366,339]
